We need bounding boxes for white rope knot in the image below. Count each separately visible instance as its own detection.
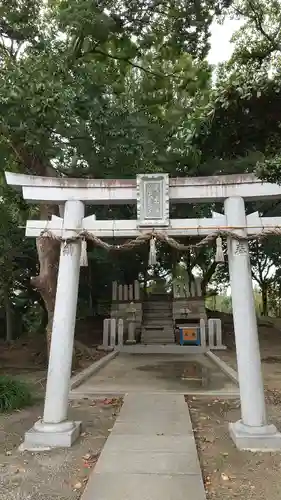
[215,235,224,263]
[63,241,73,256]
[80,238,88,267]
[148,237,157,266]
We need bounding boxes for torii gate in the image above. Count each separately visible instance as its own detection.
[5,171,281,451]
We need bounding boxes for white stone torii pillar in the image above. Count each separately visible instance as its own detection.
[23,200,85,450]
[225,197,281,450]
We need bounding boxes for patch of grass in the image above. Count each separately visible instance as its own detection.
[0,376,32,412]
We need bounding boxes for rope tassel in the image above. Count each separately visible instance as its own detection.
[80,238,88,267]
[149,237,157,266]
[215,236,224,263]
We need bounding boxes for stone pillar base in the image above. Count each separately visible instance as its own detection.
[97,345,114,352]
[19,420,81,452]
[125,340,136,345]
[229,419,281,451]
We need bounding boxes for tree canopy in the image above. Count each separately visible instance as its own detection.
[2,0,281,344]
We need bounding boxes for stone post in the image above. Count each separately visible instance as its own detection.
[129,284,134,301]
[195,277,202,297]
[208,319,223,349]
[118,284,123,301]
[225,196,281,450]
[117,319,124,346]
[110,318,117,347]
[200,319,206,348]
[208,319,215,349]
[215,319,223,348]
[123,285,128,302]
[112,281,117,301]
[127,322,136,344]
[21,200,84,450]
[102,318,110,349]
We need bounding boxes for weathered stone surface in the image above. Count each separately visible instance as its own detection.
[20,421,82,451]
[101,434,196,453]
[82,473,206,500]
[95,450,200,475]
[81,393,206,500]
[229,421,281,452]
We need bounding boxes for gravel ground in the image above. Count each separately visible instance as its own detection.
[0,397,122,500]
[188,396,281,500]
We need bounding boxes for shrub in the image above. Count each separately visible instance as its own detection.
[0,376,32,412]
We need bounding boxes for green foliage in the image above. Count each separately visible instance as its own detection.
[256,155,281,184]
[0,0,239,325]
[0,0,228,180]
[206,293,233,313]
[21,302,45,334]
[55,0,233,60]
[196,0,281,312]
[0,376,32,412]
[0,174,38,336]
[198,65,281,166]
[230,0,281,68]
[198,1,281,179]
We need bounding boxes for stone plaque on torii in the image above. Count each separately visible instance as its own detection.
[5,170,281,452]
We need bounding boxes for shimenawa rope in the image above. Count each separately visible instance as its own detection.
[38,226,281,267]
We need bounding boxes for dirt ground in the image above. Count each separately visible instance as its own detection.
[188,396,281,500]
[1,312,281,499]
[0,397,122,500]
[217,313,281,393]
[189,312,281,500]
[0,319,114,500]
[0,332,106,397]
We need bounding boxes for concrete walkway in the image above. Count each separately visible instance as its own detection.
[81,393,206,500]
[71,353,238,398]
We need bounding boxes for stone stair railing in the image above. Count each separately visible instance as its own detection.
[184,318,225,350]
[101,318,124,350]
[101,317,137,350]
[100,317,225,350]
[111,280,142,337]
[207,318,224,349]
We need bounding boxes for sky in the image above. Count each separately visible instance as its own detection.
[208,19,243,65]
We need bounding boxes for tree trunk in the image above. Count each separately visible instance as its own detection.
[201,261,218,297]
[3,286,13,343]
[88,263,94,316]
[261,284,268,316]
[30,205,79,368]
[8,142,78,357]
[38,298,49,333]
[30,204,60,353]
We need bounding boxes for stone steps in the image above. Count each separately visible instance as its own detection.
[143,312,172,317]
[144,307,172,312]
[141,326,175,344]
[143,319,172,324]
[142,339,175,344]
[143,306,172,312]
[141,299,174,344]
[142,332,174,339]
